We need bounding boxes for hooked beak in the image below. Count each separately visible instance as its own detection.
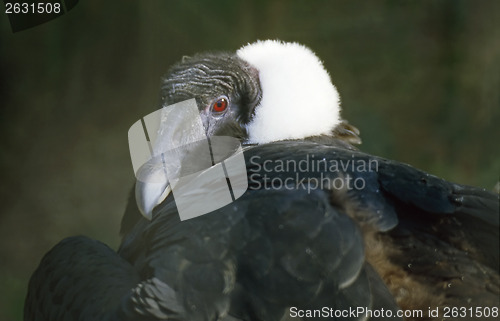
[132,99,207,220]
[135,159,171,220]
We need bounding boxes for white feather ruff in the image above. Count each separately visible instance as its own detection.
[237,40,341,144]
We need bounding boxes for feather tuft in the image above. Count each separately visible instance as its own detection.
[237,40,342,143]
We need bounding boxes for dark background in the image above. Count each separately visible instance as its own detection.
[1,1,499,320]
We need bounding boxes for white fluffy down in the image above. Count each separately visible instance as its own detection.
[237,40,341,144]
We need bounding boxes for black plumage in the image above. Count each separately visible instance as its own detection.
[25,42,499,321]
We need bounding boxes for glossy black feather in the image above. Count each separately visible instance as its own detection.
[25,140,499,321]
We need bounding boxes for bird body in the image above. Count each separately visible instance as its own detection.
[25,40,499,321]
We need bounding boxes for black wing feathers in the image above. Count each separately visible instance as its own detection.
[25,140,499,320]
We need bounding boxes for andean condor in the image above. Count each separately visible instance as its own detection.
[25,40,499,321]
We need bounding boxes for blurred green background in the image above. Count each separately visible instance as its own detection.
[1,1,499,320]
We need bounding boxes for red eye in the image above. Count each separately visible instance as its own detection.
[212,97,228,113]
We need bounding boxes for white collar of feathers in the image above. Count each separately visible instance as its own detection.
[237,40,341,144]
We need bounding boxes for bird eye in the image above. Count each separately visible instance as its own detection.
[212,97,229,113]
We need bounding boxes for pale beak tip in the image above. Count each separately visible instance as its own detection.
[135,164,171,220]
